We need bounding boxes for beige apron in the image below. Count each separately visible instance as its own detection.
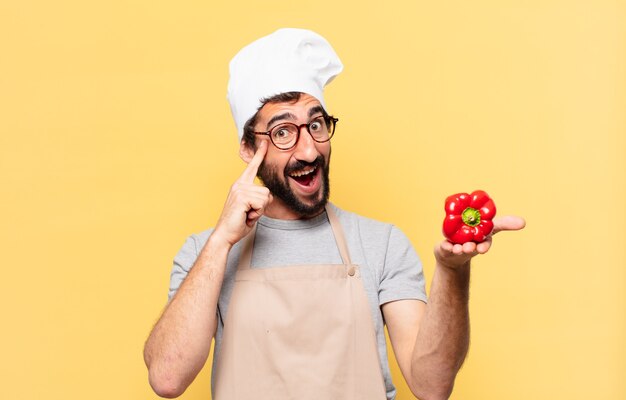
[213,205,387,400]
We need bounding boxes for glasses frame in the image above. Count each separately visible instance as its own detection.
[254,116,339,151]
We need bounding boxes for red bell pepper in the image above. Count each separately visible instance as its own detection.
[443,190,496,244]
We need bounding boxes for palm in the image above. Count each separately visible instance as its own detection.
[434,216,526,269]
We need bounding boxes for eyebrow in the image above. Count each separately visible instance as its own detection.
[266,112,296,130]
[308,106,325,118]
[265,106,327,130]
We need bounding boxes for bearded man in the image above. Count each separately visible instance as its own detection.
[143,28,525,400]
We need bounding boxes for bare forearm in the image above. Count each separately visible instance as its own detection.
[410,262,470,400]
[144,235,231,398]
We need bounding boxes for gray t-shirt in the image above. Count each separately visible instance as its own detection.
[168,203,428,400]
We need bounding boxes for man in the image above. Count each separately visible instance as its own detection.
[143,28,525,400]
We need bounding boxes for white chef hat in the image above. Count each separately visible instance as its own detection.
[227,28,343,141]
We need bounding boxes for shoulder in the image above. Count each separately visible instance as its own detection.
[330,203,391,230]
[330,203,397,242]
[176,228,215,259]
[330,203,417,259]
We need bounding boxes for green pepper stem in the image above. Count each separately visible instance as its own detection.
[462,207,481,227]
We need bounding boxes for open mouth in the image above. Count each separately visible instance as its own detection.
[288,165,318,187]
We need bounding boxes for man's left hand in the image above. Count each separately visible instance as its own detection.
[434,216,526,270]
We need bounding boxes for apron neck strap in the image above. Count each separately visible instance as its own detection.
[238,203,353,270]
[325,203,353,265]
[238,225,256,271]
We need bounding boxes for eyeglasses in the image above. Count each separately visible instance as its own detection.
[254,115,338,150]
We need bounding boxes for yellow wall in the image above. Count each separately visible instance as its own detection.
[1,1,624,399]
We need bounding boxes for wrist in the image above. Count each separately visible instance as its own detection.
[209,237,233,254]
[192,233,232,276]
[208,229,236,251]
[433,261,471,303]
[435,260,471,287]
[433,246,472,272]
[436,259,471,272]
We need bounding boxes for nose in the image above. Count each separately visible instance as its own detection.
[292,125,320,162]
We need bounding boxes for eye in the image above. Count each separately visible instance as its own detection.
[309,118,324,132]
[271,126,292,142]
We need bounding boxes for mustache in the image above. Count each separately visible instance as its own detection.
[284,156,325,176]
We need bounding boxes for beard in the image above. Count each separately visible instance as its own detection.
[257,154,330,218]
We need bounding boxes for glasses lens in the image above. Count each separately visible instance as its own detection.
[309,117,331,141]
[270,124,298,149]
[326,117,336,137]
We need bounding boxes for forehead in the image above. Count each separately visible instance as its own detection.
[256,94,322,126]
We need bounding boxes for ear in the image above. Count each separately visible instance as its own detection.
[239,140,255,163]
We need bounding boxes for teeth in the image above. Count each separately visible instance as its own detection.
[290,166,316,177]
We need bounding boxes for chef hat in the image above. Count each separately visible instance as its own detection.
[227,28,343,141]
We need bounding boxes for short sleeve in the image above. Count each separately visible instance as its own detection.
[168,235,199,301]
[378,225,428,305]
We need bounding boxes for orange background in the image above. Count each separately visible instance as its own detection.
[1,1,624,399]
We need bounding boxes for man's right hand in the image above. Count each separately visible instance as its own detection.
[145,143,271,398]
[212,140,272,247]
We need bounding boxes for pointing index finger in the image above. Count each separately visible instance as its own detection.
[239,140,268,183]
